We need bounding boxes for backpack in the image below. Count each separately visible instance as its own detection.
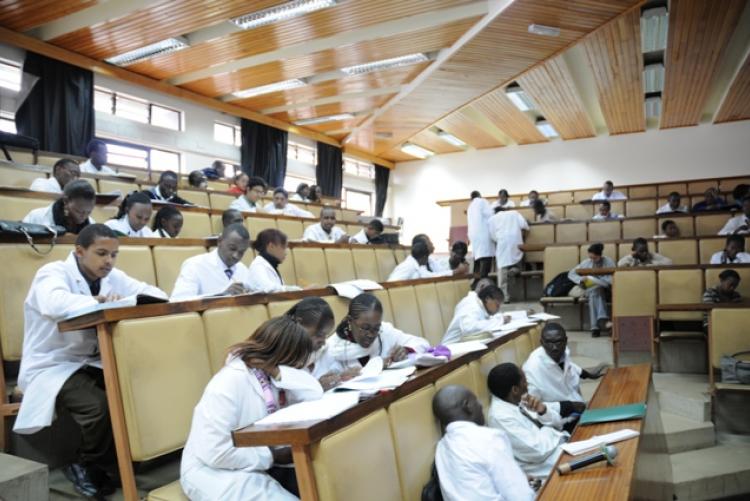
[544,271,575,297]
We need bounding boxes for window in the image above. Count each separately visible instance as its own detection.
[0,111,16,134]
[214,122,241,146]
[343,188,373,214]
[115,94,149,124]
[343,156,375,179]
[0,60,21,92]
[102,139,182,174]
[95,86,182,131]
[288,141,316,165]
[151,104,181,130]
[94,87,115,114]
[150,148,180,172]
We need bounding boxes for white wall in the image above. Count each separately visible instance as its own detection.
[388,121,750,252]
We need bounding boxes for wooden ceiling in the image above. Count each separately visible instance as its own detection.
[0,0,749,165]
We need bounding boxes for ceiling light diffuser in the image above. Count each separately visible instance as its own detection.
[437,131,467,147]
[535,119,558,138]
[341,53,429,76]
[645,96,662,118]
[231,0,340,30]
[528,24,560,37]
[400,143,434,159]
[105,38,189,66]
[643,63,665,94]
[232,79,307,99]
[294,113,354,126]
[505,84,535,112]
[641,7,668,53]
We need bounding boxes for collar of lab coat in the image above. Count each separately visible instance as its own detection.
[445,420,480,434]
[538,346,572,371]
[63,251,114,297]
[210,248,235,274]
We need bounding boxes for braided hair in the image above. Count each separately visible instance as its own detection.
[335,293,384,354]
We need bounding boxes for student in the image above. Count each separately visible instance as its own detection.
[188,170,208,189]
[568,243,615,337]
[180,317,323,501]
[488,208,529,302]
[202,160,225,180]
[656,191,688,214]
[263,188,314,217]
[221,208,244,229]
[711,235,750,264]
[303,207,348,243]
[718,195,750,235]
[151,205,183,238]
[230,176,267,213]
[80,139,116,175]
[308,185,323,203]
[105,191,156,237]
[15,224,166,498]
[592,200,623,221]
[30,158,80,193]
[492,189,516,210]
[387,241,462,281]
[487,363,568,479]
[447,241,469,270]
[617,237,673,267]
[227,172,249,196]
[702,270,742,329]
[325,293,429,371]
[659,219,681,238]
[350,219,385,244]
[692,187,727,212]
[146,170,193,205]
[171,223,252,300]
[432,385,534,501]
[441,285,509,344]
[731,184,750,209]
[23,179,96,234]
[467,191,495,278]
[591,180,627,201]
[413,233,469,275]
[290,183,310,202]
[520,190,544,207]
[533,199,558,222]
[247,229,301,293]
[523,323,605,431]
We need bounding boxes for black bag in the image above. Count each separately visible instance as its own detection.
[0,220,66,255]
[544,271,576,297]
[421,462,443,501]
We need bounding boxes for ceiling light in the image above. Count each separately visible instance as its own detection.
[641,7,668,53]
[528,24,560,37]
[643,63,665,93]
[105,37,189,66]
[341,53,429,76]
[294,113,354,126]
[535,119,558,138]
[437,130,467,147]
[232,79,307,99]
[400,143,434,159]
[231,0,340,30]
[645,96,661,118]
[505,84,535,112]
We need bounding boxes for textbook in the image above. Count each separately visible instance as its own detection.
[329,279,383,299]
[64,293,168,320]
[578,403,647,425]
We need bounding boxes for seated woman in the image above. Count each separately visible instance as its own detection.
[532,200,558,222]
[105,191,156,237]
[325,293,430,371]
[247,229,301,293]
[307,185,322,203]
[180,317,323,500]
[23,179,96,234]
[151,205,183,238]
[290,183,310,202]
[702,269,742,329]
[227,172,249,196]
[441,284,509,344]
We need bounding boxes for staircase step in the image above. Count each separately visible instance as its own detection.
[567,331,614,364]
[652,373,711,422]
[642,412,715,454]
[670,444,750,500]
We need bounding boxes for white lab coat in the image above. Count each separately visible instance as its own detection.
[229,196,258,213]
[591,212,623,221]
[180,358,323,501]
[23,203,95,226]
[710,251,750,264]
[105,217,157,238]
[719,215,750,235]
[80,159,116,175]
[441,292,507,344]
[487,397,567,478]
[467,197,495,259]
[29,176,62,193]
[488,210,528,268]
[429,256,452,274]
[171,249,252,300]
[591,190,627,201]
[523,347,583,414]
[15,252,166,434]
[246,255,298,293]
[308,346,337,379]
[492,200,516,210]
[324,322,429,372]
[387,255,449,282]
[435,421,534,501]
[349,229,369,244]
[302,223,346,243]
[656,203,688,214]
[262,202,313,218]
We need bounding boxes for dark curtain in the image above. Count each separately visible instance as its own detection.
[240,119,288,188]
[315,142,343,198]
[374,164,390,217]
[15,52,94,156]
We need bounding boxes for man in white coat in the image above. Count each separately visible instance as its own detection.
[591,180,627,201]
[171,223,253,300]
[29,158,81,193]
[388,240,458,281]
[229,176,267,213]
[441,284,509,344]
[718,196,750,235]
[80,139,116,175]
[467,191,495,279]
[15,224,166,498]
[487,363,568,479]
[488,209,529,302]
[263,187,313,218]
[303,207,349,243]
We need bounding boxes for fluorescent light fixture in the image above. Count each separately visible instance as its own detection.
[535,119,558,138]
[528,24,560,37]
[400,143,434,159]
[232,79,307,99]
[231,0,340,30]
[641,7,668,53]
[645,96,661,118]
[294,113,354,126]
[340,53,429,76]
[105,37,189,66]
[505,84,535,111]
[437,130,467,147]
[643,63,665,93]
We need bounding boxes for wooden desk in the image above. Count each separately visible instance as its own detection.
[538,364,652,501]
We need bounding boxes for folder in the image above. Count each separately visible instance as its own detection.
[578,403,646,425]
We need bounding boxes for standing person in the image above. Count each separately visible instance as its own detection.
[349,219,385,244]
[568,243,615,337]
[656,192,689,214]
[246,229,301,293]
[146,170,193,205]
[151,205,184,238]
[23,179,96,234]
[290,183,310,202]
[488,208,529,303]
[30,158,80,193]
[80,139,116,175]
[227,173,250,196]
[467,191,494,279]
[263,188,313,218]
[492,189,516,210]
[710,235,750,264]
[533,200,558,222]
[592,201,623,220]
[591,180,627,201]
[105,191,156,237]
[230,176,267,213]
[202,160,226,180]
[718,196,750,235]
[303,207,349,243]
[15,224,166,498]
[180,317,323,501]
[617,238,673,267]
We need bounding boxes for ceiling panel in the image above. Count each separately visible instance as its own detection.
[383,149,422,162]
[582,8,644,134]
[0,0,97,32]
[411,130,465,154]
[714,51,750,123]
[517,55,595,139]
[268,95,394,122]
[472,91,548,144]
[436,109,505,149]
[660,0,747,129]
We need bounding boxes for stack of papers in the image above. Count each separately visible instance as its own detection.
[491,320,539,337]
[560,429,640,456]
[445,340,488,357]
[252,391,363,426]
[335,357,416,392]
[329,280,383,299]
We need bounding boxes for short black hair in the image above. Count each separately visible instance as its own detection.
[661,219,676,231]
[368,219,384,233]
[115,191,152,219]
[152,205,182,232]
[273,187,288,198]
[412,233,429,246]
[471,191,481,199]
[599,200,611,209]
[541,322,566,338]
[588,243,604,256]
[76,223,117,248]
[478,284,504,302]
[221,209,243,227]
[188,170,205,187]
[719,269,741,282]
[247,176,267,191]
[63,179,96,201]
[733,184,749,202]
[725,234,746,250]
[285,297,334,333]
[411,240,430,260]
[159,170,178,181]
[604,180,614,187]
[487,363,522,400]
[668,191,681,199]
[53,158,78,174]
[632,237,649,249]
[221,222,250,240]
[498,189,508,197]
[451,241,468,257]
[85,139,106,156]
[253,228,287,252]
[532,199,546,213]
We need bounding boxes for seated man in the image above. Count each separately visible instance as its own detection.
[221,208,244,229]
[493,189,516,210]
[692,187,727,212]
[591,180,627,201]
[523,323,606,432]
[520,189,545,207]
[229,176,266,213]
[202,160,225,180]
[263,187,314,217]
[441,284,509,344]
[146,170,193,205]
[592,200,623,221]
[14,224,166,498]
[731,184,749,209]
[659,219,681,238]
[433,241,469,272]
[30,158,80,193]
[388,241,445,281]
[303,207,349,243]
[187,170,208,189]
[533,200,558,222]
[568,243,615,337]
[80,139,116,175]
[23,179,96,234]
[488,363,568,479]
[617,237,673,267]
[702,269,742,329]
[349,219,384,244]
[413,233,469,275]
[718,195,750,235]
[433,385,534,501]
[712,234,750,264]
[656,191,688,214]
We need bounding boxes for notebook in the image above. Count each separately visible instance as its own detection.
[578,403,647,425]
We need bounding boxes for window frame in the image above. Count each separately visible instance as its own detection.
[214,121,241,146]
[101,138,182,175]
[342,186,374,214]
[95,85,183,131]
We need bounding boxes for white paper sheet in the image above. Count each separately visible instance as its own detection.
[254,392,361,426]
[329,280,383,299]
[529,312,561,321]
[445,340,488,358]
[337,366,416,392]
[560,428,640,456]
[507,310,530,321]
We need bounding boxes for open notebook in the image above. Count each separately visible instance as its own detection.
[63,293,168,320]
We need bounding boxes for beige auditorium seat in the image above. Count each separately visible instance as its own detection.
[629,186,658,198]
[626,199,657,217]
[91,205,118,224]
[244,216,277,240]
[578,243,617,262]
[695,213,731,236]
[555,223,587,244]
[276,218,304,240]
[719,177,750,194]
[573,189,598,202]
[202,305,270,373]
[312,410,403,501]
[658,269,703,321]
[709,308,750,390]
[514,334,533,365]
[688,180,717,195]
[374,248,398,281]
[659,217,694,237]
[705,268,750,297]
[414,283,446,346]
[471,352,498,412]
[351,247,380,281]
[528,325,542,348]
[208,192,235,211]
[622,218,656,240]
[494,340,517,364]
[0,194,49,221]
[434,365,476,394]
[98,179,137,195]
[565,204,593,220]
[547,192,572,205]
[324,248,356,283]
[179,212,212,238]
[178,190,211,207]
[0,164,47,187]
[147,481,188,501]
[152,245,207,294]
[542,246,580,290]
[206,180,228,191]
[452,278,471,300]
[323,295,351,327]
[435,280,460,329]
[699,238,726,264]
[266,299,298,319]
[517,207,534,222]
[608,201,625,215]
[292,247,330,287]
[526,225,554,262]
[115,246,157,285]
[658,183,686,197]
[371,289,395,324]
[387,286,424,338]
[613,270,657,319]
[208,214,223,235]
[657,240,698,265]
[588,221,621,242]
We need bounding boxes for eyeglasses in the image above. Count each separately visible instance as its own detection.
[352,322,381,336]
[250,187,266,195]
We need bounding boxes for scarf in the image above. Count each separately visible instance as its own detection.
[260,250,283,281]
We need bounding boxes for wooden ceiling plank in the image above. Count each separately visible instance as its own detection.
[411,130,464,154]
[472,91,547,144]
[715,49,750,123]
[0,0,97,33]
[436,110,504,149]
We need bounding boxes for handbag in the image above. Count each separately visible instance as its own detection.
[720,351,750,384]
[0,220,66,255]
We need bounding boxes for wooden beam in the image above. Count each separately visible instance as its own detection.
[342,145,394,169]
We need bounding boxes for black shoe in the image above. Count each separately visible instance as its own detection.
[63,463,112,499]
[591,329,601,338]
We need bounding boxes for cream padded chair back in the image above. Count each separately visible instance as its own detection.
[388,286,424,338]
[244,216,277,241]
[555,223,587,244]
[514,334,533,365]
[588,221,621,242]
[201,305,270,373]
[613,270,657,317]
[435,281,460,329]
[177,190,210,208]
[542,246,580,288]
[657,240,698,265]
[0,194,49,221]
[414,283,446,346]
[0,165,46,187]
[208,193,235,211]
[371,289,395,324]
[434,365,476,394]
[659,217,693,237]
[276,218,304,241]
[292,247,330,287]
[178,212,212,238]
[152,245,207,294]
[622,219,657,240]
[658,269,704,321]
[709,309,750,370]
[351,247,380,282]
[115,246,157,285]
[325,248,356,283]
[699,238,726,264]
[375,248,398,281]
